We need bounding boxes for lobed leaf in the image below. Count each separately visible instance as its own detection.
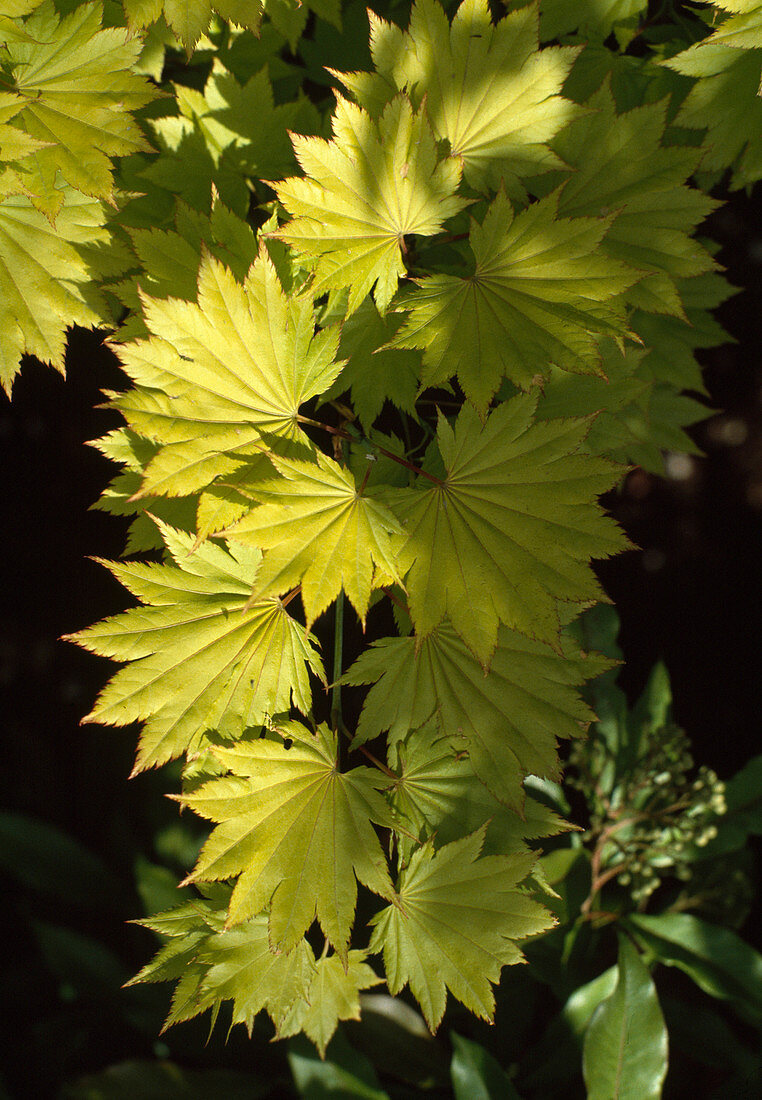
[369,827,553,1031]
[386,397,627,664]
[66,521,325,774]
[183,722,395,957]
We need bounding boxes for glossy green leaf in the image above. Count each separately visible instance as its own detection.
[582,936,668,1100]
[628,912,762,1027]
[450,1032,522,1099]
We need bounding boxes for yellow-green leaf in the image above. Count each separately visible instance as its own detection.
[110,248,343,499]
[275,94,468,313]
[387,397,627,664]
[183,722,396,957]
[390,191,638,409]
[369,828,553,1031]
[225,450,405,627]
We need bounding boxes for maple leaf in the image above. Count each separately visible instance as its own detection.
[224,449,405,627]
[531,0,648,41]
[129,897,316,1033]
[385,722,572,862]
[324,298,421,431]
[389,190,637,411]
[138,62,320,219]
[197,60,321,181]
[0,93,52,198]
[113,192,259,340]
[274,93,468,313]
[386,396,627,664]
[552,84,720,317]
[632,271,734,395]
[343,622,605,810]
[277,951,382,1056]
[665,44,762,189]
[66,521,325,774]
[181,722,395,957]
[3,1,154,219]
[0,185,108,394]
[338,0,581,195]
[122,0,266,52]
[109,248,342,499]
[369,827,554,1031]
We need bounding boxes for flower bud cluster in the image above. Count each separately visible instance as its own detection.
[569,722,727,906]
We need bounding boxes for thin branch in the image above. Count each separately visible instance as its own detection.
[359,744,398,781]
[297,414,443,484]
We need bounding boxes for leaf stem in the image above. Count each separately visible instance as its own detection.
[359,744,398,781]
[281,586,301,608]
[297,414,443,484]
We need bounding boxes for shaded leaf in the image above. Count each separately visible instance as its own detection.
[279,952,382,1057]
[390,191,637,409]
[343,621,605,809]
[582,936,667,1100]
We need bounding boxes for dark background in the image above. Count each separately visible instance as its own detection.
[1,184,760,1094]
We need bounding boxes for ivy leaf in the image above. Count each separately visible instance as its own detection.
[182,722,396,957]
[122,0,265,52]
[0,185,108,394]
[343,622,604,810]
[278,951,382,1056]
[344,0,582,194]
[385,722,573,860]
[274,94,468,313]
[389,191,637,410]
[109,249,342,499]
[369,827,553,1031]
[66,521,325,775]
[224,450,405,627]
[552,84,720,316]
[3,1,154,219]
[387,396,627,664]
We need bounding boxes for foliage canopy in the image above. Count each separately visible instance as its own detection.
[4,0,761,1091]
